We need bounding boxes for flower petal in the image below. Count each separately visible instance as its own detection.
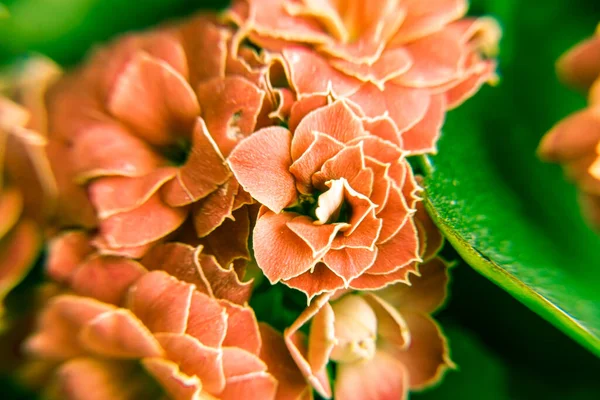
[192,178,238,237]
[349,262,418,291]
[283,262,346,301]
[162,118,231,207]
[107,52,200,147]
[367,219,420,275]
[557,35,600,91]
[387,312,452,390]
[154,332,226,394]
[228,126,297,213]
[334,350,408,400]
[126,271,194,335]
[376,186,412,244]
[79,309,163,358]
[70,256,147,305]
[323,246,378,284]
[259,323,312,400]
[252,209,317,282]
[391,0,467,43]
[185,291,228,348]
[401,94,446,154]
[220,300,261,355]
[47,230,94,283]
[219,347,278,400]
[287,215,346,257]
[142,357,202,400]
[196,76,266,157]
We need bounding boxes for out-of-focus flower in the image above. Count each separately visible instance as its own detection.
[46,231,253,306]
[228,100,424,299]
[45,14,270,257]
[284,256,452,400]
[538,24,600,230]
[23,270,295,400]
[0,57,60,326]
[228,0,500,154]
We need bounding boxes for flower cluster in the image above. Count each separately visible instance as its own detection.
[0,2,499,399]
[539,24,600,230]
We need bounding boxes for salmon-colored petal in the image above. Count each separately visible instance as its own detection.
[97,192,188,248]
[367,219,420,275]
[307,300,335,374]
[388,312,452,390]
[288,92,329,133]
[414,199,444,262]
[557,36,600,91]
[323,246,377,284]
[392,0,467,43]
[349,83,430,134]
[107,52,200,147]
[141,243,252,304]
[376,186,412,244]
[253,209,318,282]
[58,358,156,400]
[293,101,367,156]
[361,117,403,148]
[287,215,346,257]
[289,132,344,194]
[312,144,372,197]
[91,237,156,259]
[0,188,23,238]
[89,168,177,219]
[47,140,97,228]
[192,179,237,237]
[337,181,377,236]
[445,59,497,109]
[331,208,381,250]
[219,348,278,400]
[24,295,116,359]
[579,192,600,230]
[364,293,410,351]
[350,262,418,291]
[363,157,392,212]
[538,108,600,162]
[70,120,163,181]
[79,309,163,358]
[185,291,228,348]
[154,333,225,394]
[330,47,412,86]
[282,46,362,97]
[162,118,231,207]
[70,255,147,305]
[282,263,345,301]
[179,15,229,87]
[126,271,193,335]
[259,323,312,400]
[228,126,297,213]
[198,206,251,269]
[196,76,266,157]
[47,230,94,283]
[335,350,408,400]
[377,258,449,314]
[220,301,261,355]
[398,29,464,87]
[284,293,333,398]
[142,357,202,400]
[0,220,39,306]
[401,94,446,154]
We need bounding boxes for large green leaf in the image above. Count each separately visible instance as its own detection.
[423,0,600,356]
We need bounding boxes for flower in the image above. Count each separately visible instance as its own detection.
[24,271,288,400]
[0,57,60,326]
[46,231,253,306]
[45,14,270,257]
[538,25,600,229]
[228,0,500,154]
[284,257,452,399]
[228,99,424,299]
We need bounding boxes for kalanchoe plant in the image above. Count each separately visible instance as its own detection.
[0,0,504,399]
[538,24,600,230]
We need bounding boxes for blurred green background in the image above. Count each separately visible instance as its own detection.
[1,0,600,399]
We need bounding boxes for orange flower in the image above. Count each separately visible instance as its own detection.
[0,58,60,325]
[284,257,452,400]
[228,0,500,154]
[45,14,270,257]
[538,25,600,229]
[47,231,253,306]
[23,270,308,400]
[229,99,427,299]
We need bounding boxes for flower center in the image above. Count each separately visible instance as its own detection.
[285,179,351,224]
[161,137,192,166]
[330,294,378,364]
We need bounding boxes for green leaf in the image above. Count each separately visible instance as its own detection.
[423,0,600,357]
